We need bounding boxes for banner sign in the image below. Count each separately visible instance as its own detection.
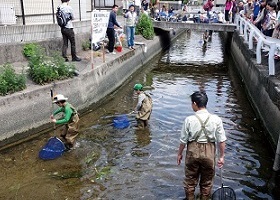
[91,10,110,45]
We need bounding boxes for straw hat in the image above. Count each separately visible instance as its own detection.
[53,94,68,103]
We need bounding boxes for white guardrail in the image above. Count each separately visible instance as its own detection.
[235,15,280,75]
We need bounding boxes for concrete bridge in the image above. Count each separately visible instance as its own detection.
[153,21,237,32]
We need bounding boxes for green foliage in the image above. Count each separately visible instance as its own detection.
[23,43,40,58]
[136,14,155,40]
[82,40,91,51]
[25,43,76,84]
[0,64,26,96]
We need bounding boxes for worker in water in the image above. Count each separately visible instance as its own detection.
[51,94,79,150]
[133,83,153,129]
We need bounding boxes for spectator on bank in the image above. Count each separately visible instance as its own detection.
[124,4,137,50]
[231,0,238,23]
[253,0,261,20]
[253,0,267,30]
[237,1,244,13]
[59,0,81,62]
[272,8,280,39]
[277,0,280,12]
[134,0,141,16]
[243,0,254,21]
[218,11,226,23]
[140,7,149,16]
[159,5,168,19]
[203,0,214,19]
[261,1,277,37]
[272,11,280,59]
[107,5,122,54]
[182,4,188,12]
[224,0,233,23]
[141,0,149,11]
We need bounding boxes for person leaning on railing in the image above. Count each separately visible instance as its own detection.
[261,1,277,37]
[253,0,268,30]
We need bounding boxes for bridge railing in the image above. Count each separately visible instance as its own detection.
[235,15,280,76]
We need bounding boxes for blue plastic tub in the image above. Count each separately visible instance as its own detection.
[113,115,130,129]
[39,137,66,160]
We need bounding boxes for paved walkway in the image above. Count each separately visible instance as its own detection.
[10,33,149,92]
[9,15,150,93]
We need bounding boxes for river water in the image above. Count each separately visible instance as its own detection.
[0,31,278,200]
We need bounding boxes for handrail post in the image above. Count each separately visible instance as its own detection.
[249,29,254,49]
[244,22,248,43]
[240,19,244,35]
[256,38,263,64]
[268,43,276,75]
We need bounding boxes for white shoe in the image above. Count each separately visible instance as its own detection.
[110,51,116,55]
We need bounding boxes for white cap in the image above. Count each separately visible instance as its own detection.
[53,94,68,103]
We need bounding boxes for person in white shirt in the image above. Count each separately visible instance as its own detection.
[177,91,226,200]
[124,5,138,50]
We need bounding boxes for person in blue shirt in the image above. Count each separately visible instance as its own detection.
[253,0,261,21]
[107,5,122,54]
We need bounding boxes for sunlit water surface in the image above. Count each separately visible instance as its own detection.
[0,31,277,200]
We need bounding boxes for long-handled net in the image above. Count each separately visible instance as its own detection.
[212,168,236,200]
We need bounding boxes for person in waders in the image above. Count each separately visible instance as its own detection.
[133,84,153,129]
[51,94,79,150]
[177,91,227,200]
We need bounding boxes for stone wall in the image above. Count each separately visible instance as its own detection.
[230,31,280,147]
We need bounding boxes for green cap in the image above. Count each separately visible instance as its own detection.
[133,83,143,90]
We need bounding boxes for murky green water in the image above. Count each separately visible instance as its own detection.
[0,31,278,200]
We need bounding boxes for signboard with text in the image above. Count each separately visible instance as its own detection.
[91,10,110,45]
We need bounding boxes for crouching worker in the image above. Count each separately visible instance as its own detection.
[133,83,153,129]
[51,94,79,150]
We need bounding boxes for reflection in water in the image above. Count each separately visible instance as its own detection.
[0,31,278,200]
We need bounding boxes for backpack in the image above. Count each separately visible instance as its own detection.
[56,7,70,27]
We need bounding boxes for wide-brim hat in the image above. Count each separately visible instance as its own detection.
[53,94,68,103]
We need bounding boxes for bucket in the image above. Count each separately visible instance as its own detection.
[113,115,130,129]
[116,46,122,52]
[39,137,66,160]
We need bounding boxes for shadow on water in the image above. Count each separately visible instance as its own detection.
[0,30,279,200]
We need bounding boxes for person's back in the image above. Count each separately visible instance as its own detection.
[59,0,81,62]
[59,3,73,28]
[177,91,226,200]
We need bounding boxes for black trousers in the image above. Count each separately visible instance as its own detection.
[61,27,77,59]
[106,28,115,53]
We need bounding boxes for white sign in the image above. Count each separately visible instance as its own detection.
[91,10,110,44]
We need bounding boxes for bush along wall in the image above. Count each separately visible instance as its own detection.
[0,64,26,96]
[136,14,155,40]
[23,43,76,85]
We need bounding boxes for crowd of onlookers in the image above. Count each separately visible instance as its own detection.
[121,0,280,40]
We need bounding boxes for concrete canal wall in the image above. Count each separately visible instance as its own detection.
[0,27,182,148]
[230,31,280,147]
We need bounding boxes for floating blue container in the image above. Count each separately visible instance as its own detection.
[39,137,66,160]
[113,115,130,129]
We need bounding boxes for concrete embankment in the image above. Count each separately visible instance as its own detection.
[0,25,183,148]
[230,31,280,148]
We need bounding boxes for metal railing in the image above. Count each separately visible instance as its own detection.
[235,14,280,76]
